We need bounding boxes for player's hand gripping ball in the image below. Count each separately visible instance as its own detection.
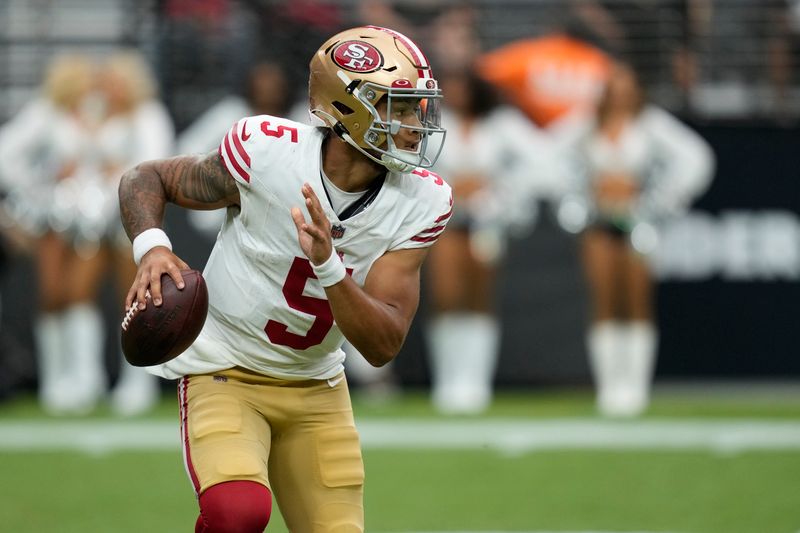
[121,269,209,367]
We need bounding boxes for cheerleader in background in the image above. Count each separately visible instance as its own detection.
[94,51,176,416]
[553,62,715,417]
[0,54,101,414]
[427,67,561,414]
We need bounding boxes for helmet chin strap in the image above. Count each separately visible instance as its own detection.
[380,136,417,173]
[381,153,415,173]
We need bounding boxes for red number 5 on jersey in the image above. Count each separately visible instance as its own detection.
[265,257,352,350]
[412,168,444,185]
[261,121,299,143]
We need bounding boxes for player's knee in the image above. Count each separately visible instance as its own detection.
[197,480,272,533]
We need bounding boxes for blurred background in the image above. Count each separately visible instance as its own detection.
[0,1,799,532]
[1,0,798,404]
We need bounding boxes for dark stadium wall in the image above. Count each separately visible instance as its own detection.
[655,125,800,379]
[397,124,800,386]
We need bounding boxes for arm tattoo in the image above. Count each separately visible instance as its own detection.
[172,152,240,206]
[119,151,239,240]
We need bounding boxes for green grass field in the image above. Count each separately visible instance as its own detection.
[1,386,799,533]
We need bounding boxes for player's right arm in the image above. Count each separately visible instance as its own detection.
[119,150,240,309]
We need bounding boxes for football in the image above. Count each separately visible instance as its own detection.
[121,269,209,367]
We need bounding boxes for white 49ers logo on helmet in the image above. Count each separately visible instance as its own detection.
[332,41,383,73]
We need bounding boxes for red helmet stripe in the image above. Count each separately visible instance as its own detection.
[366,25,430,78]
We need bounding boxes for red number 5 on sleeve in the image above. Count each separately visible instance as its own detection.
[261,121,299,143]
[412,168,444,186]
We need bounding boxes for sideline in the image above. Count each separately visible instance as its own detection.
[1,418,800,454]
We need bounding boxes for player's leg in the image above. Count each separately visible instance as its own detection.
[110,245,160,416]
[267,376,364,532]
[180,373,273,532]
[615,247,658,416]
[581,229,627,416]
[34,232,70,413]
[195,480,272,533]
[60,245,109,413]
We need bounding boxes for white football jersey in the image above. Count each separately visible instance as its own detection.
[150,115,453,380]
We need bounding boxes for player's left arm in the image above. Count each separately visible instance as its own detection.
[327,247,426,367]
[291,182,426,367]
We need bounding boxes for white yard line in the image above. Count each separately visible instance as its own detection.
[1,418,799,454]
[360,418,800,454]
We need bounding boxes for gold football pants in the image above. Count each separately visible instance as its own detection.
[179,367,364,532]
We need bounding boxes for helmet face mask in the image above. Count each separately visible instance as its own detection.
[309,26,446,172]
[357,80,445,172]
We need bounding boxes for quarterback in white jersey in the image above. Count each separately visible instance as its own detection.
[119,26,449,532]
[152,113,452,381]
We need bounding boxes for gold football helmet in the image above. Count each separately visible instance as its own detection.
[309,26,445,172]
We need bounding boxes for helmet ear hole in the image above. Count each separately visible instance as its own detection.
[332,101,354,115]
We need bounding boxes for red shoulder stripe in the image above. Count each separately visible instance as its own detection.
[417,224,447,235]
[221,133,251,183]
[410,233,442,243]
[434,207,452,223]
[232,120,251,166]
[412,226,446,241]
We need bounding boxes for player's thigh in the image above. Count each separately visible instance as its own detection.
[426,229,471,312]
[182,374,272,496]
[269,380,364,533]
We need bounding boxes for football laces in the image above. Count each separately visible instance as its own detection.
[121,303,137,332]
[120,290,151,332]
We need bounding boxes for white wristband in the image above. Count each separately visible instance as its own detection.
[132,228,173,266]
[312,249,346,287]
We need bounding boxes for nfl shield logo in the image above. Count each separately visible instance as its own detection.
[331,224,346,239]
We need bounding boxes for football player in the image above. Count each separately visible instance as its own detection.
[118,26,450,532]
